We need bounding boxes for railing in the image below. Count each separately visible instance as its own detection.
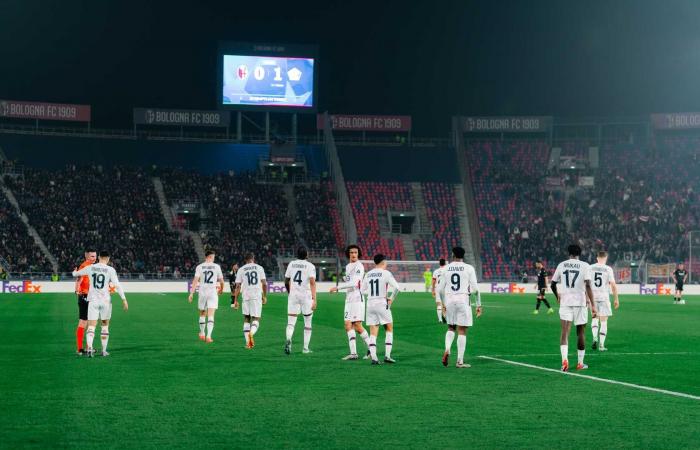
[322,113,357,247]
[0,121,450,147]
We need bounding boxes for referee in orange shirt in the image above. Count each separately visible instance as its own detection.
[75,248,96,355]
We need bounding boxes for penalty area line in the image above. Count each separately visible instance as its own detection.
[478,355,700,401]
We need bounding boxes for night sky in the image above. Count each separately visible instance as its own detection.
[2,0,700,135]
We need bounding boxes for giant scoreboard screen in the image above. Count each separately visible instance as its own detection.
[217,42,318,112]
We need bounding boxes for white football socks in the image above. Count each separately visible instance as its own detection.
[560,344,568,362]
[243,322,251,343]
[369,335,378,361]
[100,326,109,352]
[445,329,455,353]
[457,335,466,363]
[286,316,297,341]
[591,318,599,342]
[303,314,312,350]
[436,304,443,321]
[199,317,206,335]
[347,330,357,355]
[251,320,259,336]
[600,322,608,347]
[385,332,393,358]
[86,325,96,350]
[577,349,585,365]
[206,316,214,339]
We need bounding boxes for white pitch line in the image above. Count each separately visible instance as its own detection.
[478,355,700,401]
[485,352,697,357]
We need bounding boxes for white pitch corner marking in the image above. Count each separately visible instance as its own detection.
[478,355,700,401]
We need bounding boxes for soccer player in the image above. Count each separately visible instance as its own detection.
[432,258,447,323]
[673,263,688,305]
[232,254,266,349]
[329,244,372,360]
[229,263,239,308]
[188,250,224,343]
[590,251,619,351]
[423,267,432,292]
[71,251,128,357]
[550,244,597,371]
[532,261,553,315]
[438,247,482,369]
[361,254,400,365]
[284,247,317,354]
[74,248,96,355]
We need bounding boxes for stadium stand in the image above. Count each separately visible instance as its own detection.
[0,193,52,273]
[414,182,462,261]
[7,166,198,275]
[294,184,338,252]
[159,169,297,275]
[465,140,568,279]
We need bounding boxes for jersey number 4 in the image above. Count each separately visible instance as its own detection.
[562,270,579,288]
[293,271,302,285]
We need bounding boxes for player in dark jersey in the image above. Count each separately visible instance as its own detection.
[672,263,688,305]
[229,263,239,307]
[533,261,553,314]
[74,248,97,355]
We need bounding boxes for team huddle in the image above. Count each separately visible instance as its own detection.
[71,244,631,371]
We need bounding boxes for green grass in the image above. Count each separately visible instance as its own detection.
[1,292,699,449]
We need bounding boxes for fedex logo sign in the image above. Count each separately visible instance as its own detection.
[1,280,42,293]
[490,283,527,294]
[639,283,672,295]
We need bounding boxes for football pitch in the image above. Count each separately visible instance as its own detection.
[1,292,698,449]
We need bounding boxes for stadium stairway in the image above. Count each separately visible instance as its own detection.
[410,183,432,234]
[152,176,205,261]
[283,184,304,238]
[0,180,58,272]
[453,185,477,266]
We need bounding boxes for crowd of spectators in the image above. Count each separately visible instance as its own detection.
[7,166,197,275]
[0,192,52,273]
[294,184,337,252]
[161,169,297,275]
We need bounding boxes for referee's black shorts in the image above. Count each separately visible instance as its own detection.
[77,294,89,320]
[676,283,684,292]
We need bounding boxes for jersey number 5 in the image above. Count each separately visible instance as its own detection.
[594,272,603,288]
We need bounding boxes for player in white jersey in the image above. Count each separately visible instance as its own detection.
[550,245,597,372]
[284,247,317,355]
[232,253,267,349]
[437,247,482,369]
[361,254,400,365]
[330,245,372,360]
[71,251,128,357]
[431,258,447,323]
[589,251,619,351]
[188,250,224,343]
